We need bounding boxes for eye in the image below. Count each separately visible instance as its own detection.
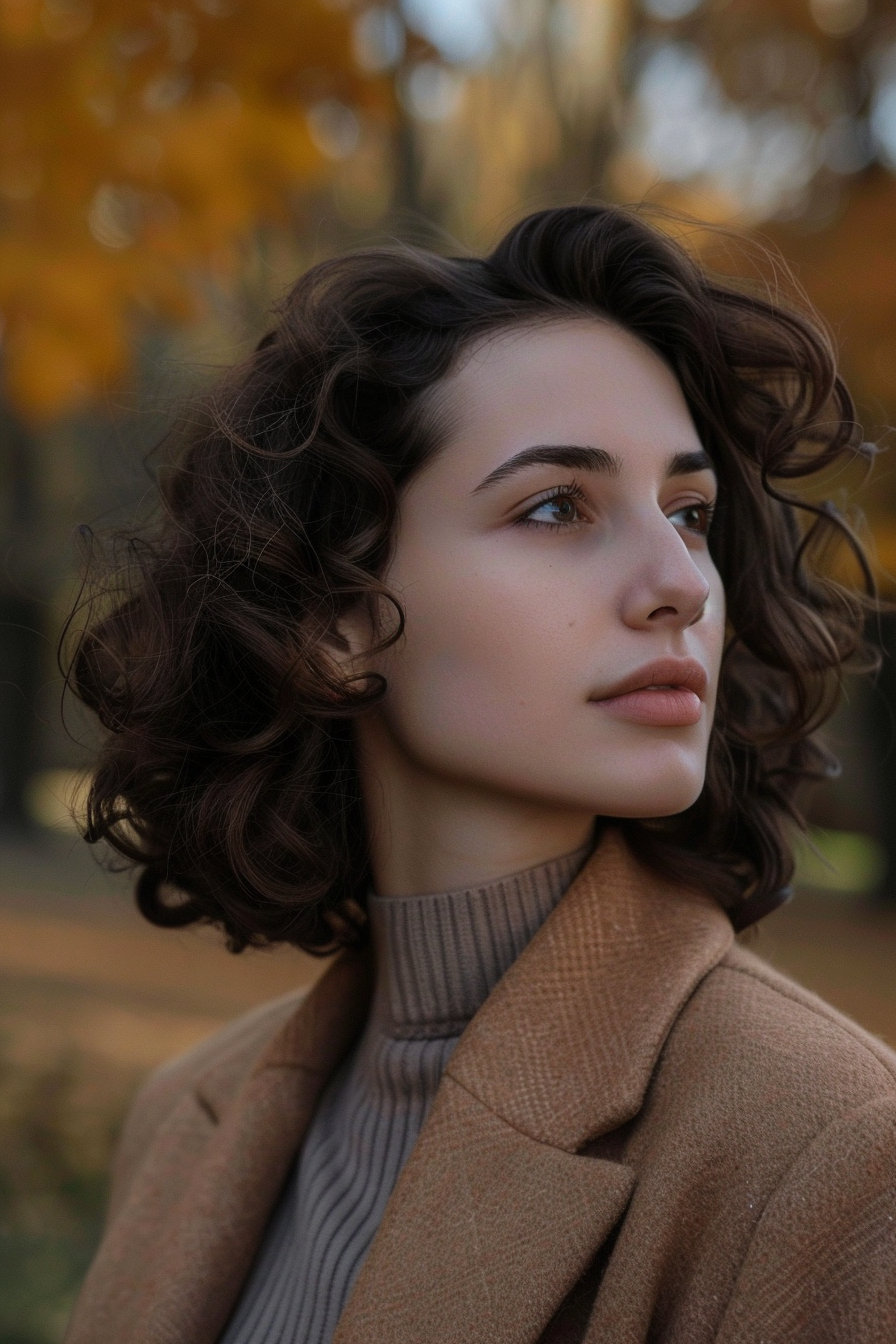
[667,501,715,536]
[518,483,589,530]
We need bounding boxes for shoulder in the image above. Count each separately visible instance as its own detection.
[627,939,896,1306]
[713,941,896,1087]
[108,988,308,1219]
[659,939,896,1139]
[698,948,896,1340]
[141,986,310,1114]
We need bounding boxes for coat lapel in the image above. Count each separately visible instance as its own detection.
[330,1073,635,1344]
[333,827,734,1344]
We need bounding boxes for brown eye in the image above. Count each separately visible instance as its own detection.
[549,496,578,522]
[522,489,586,527]
[669,502,713,535]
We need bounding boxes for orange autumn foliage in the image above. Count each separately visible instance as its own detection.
[0,0,391,418]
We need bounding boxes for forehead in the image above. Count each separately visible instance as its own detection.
[434,317,702,475]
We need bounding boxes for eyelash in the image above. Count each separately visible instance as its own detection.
[515,481,591,531]
[516,483,717,535]
[669,500,716,536]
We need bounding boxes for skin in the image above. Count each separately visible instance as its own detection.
[340,318,726,898]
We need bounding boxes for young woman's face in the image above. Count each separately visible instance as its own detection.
[358,318,726,820]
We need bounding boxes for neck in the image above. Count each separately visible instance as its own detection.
[366,842,593,1037]
[355,715,596,898]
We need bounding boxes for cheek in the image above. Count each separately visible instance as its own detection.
[378,552,586,750]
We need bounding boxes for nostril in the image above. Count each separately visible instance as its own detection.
[648,605,678,620]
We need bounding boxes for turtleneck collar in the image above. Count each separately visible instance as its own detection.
[366,838,594,1041]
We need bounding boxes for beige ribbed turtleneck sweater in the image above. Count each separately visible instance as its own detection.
[221,839,593,1344]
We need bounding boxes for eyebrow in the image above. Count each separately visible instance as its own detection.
[471,444,716,494]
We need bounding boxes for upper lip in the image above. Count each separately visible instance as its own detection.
[590,657,708,703]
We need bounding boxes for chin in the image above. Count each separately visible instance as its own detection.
[589,767,706,820]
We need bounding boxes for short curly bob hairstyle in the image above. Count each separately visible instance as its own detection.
[65,203,877,953]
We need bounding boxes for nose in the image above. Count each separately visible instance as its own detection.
[619,524,712,631]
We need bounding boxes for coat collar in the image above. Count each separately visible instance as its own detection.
[206,826,733,1144]
[445,824,735,1150]
[330,826,734,1344]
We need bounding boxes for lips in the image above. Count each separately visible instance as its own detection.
[589,657,707,727]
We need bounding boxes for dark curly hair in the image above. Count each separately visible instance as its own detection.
[64,203,877,953]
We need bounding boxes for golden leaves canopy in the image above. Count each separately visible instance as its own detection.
[0,0,390,417]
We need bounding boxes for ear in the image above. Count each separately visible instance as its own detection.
[324,601,379,674]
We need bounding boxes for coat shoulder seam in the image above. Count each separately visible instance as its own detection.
[712,957,896,1088]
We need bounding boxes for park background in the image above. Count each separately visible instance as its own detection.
[2,0,896,1337]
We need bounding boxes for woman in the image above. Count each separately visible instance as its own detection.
[64,205,895,1344]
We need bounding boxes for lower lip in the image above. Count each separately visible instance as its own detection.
[592,688,703,727]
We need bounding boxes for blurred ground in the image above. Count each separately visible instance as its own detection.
[0,831,324,1062]
[1,831,894,1343]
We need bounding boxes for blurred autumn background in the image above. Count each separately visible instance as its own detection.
[2,0,896,1336]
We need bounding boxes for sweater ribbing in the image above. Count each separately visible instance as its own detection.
[220,840,592,1344]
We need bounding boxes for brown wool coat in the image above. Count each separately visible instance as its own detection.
[64,829,896,1344]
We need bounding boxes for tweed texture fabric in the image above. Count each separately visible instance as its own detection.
[64,827,896,1344]
[220,844,590,1344]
